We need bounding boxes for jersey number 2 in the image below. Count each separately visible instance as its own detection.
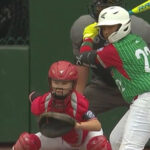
[135,46,150,72]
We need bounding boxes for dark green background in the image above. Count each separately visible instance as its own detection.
[0,0,149,142]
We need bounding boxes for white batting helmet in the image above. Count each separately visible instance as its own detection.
[96,6,131,43]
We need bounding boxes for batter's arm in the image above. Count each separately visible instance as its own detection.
[70,15,95,93]
[76,65,89,94]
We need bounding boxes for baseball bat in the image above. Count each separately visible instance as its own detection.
[129,0,150,15]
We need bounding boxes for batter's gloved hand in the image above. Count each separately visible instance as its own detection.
[38,112,76,138]
[83,22,99,40]
[75,51,97,68]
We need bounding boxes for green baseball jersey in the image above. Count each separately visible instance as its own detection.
[113,34,150,102]
[97,34,150,103]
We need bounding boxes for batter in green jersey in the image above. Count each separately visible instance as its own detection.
[112,34,150,102]
[76,6,150,150]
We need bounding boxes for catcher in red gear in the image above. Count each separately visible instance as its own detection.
[13,60,111,150]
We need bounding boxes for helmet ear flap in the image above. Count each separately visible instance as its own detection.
[72,80,77,90]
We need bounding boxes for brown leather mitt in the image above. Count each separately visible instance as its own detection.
[38,112,76,138]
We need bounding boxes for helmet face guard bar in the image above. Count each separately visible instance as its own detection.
[51,85,74,99]
[51,88,69,100]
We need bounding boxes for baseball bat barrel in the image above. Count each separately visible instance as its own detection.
[129,0,150,15]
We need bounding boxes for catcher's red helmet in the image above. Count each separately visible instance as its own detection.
[48,60,78,81]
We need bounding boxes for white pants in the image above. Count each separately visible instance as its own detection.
[110,92,150,150]
[36,129,103,150]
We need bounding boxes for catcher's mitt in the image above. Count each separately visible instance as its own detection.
[38,112,76,138]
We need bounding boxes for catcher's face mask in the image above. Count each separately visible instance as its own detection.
[51,79,74,99]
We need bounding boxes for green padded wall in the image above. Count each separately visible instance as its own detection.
[0,46,29,142]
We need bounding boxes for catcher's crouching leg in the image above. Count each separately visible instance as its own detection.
[87,135,112,150]
[12,132,41,150]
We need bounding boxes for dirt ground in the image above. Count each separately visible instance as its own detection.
[1,144,150,150]
[0,147,11,150]
[0,144,13,150]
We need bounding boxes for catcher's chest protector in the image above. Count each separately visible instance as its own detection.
[50,99,68,113]
[62,92,89,145]
[44,92,89,145]
[45,92,89,121]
